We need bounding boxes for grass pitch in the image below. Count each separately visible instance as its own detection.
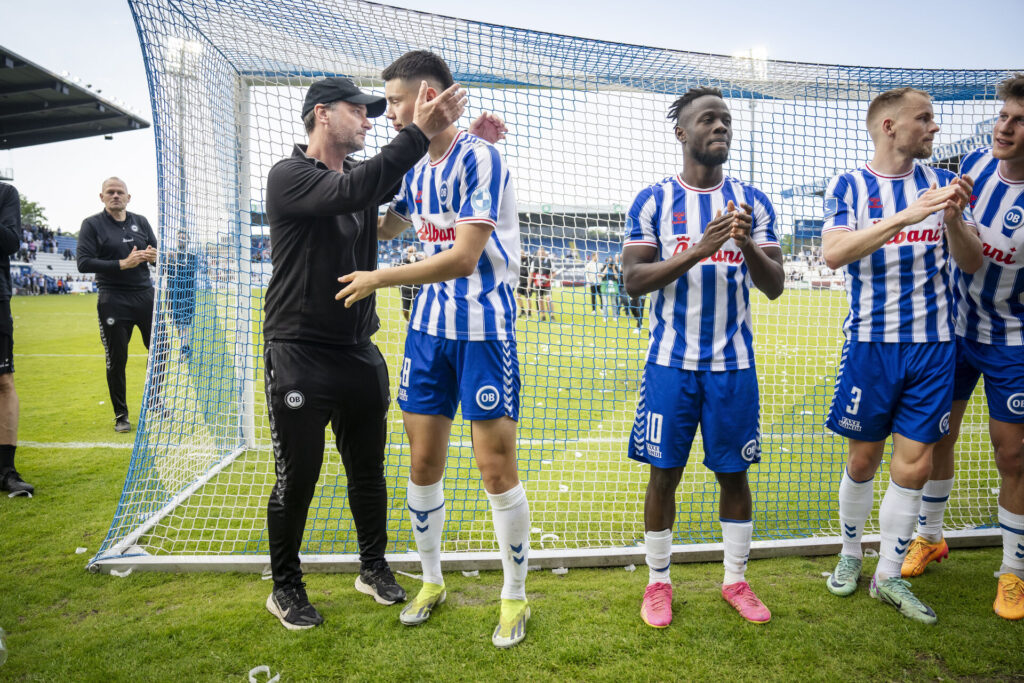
[0,292,1018,681]
[94,283,997,559]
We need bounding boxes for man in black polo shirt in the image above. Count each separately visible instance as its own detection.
[262,76,466,630]
[0,181,32,496]
[77,177,159,433]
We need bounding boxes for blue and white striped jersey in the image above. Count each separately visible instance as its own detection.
[954,147,1024,346]
[822,162,964,343]
[389,131,520,341]
[624,174,780,371]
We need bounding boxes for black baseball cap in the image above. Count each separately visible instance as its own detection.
[302,77,386,119]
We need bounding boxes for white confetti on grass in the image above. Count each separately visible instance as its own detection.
[396,570,422,580]
[248,666,281,683]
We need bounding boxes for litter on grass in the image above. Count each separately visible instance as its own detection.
[248,666,281,683]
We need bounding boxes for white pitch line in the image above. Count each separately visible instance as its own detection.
[15,353,147,358]
[20,441,134,449]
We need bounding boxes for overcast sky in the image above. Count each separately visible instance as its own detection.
[2,0,1021,231]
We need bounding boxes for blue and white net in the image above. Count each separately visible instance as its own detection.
[92,0,1018,567]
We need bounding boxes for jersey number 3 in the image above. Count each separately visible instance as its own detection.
[846,386,862,416]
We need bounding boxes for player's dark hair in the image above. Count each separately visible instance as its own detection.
[997,73,1024,102]
[866,87,930,126]
[667,86,724,125]
[381,50,454,90]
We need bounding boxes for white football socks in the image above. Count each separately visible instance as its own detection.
[915,478,954,543]
[721,519,753,585]
[838,469,874,559]
[645,529,672,585]
[998,506,1024,580]
[876,481,923,581]
[408,479,446,586]
[487,483,530,601]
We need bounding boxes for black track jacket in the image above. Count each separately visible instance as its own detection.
[263,124,428,346]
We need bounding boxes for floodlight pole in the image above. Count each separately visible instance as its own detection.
[734,47,769,186]
[166,39,201,247]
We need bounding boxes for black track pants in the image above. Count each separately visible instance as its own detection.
[264,340,390,589]
[97,288,156,419]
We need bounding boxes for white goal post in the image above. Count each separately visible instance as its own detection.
[89,0,1013,573]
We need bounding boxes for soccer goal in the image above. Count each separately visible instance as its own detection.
[89,0,1016,574]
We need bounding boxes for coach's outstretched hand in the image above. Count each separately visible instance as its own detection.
[413,81,467,140]
[335,270,380,308]
[469,112,508,144]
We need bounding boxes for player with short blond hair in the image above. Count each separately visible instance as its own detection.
[821,87,983,623]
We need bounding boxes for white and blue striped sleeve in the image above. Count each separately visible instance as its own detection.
[822,173,854,233]
[623,187,658,248]
[750,189,780,248]
[958,152,980,228]
[456,144,503,228]
[388,172,413,222]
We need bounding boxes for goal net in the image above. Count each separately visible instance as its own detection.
[91,0,1016,572]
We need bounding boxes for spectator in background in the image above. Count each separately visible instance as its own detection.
[601,256,619,319]
[0,181,33,496]
[517,247,533,318]
[615,252,631,317]
[398,245,423,322]
[533,246,555,321]
[164,229,198,361]
[584,253,600,313]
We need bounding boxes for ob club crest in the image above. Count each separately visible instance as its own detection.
[475,384,499,411]
[1007,393,1024,416]
[1003,207,1023,231]
[741,439,760,462]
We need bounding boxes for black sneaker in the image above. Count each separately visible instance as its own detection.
[355,559,407,605]
[0,469,34,497]
[114,417,131,433]
[266,583,323,630]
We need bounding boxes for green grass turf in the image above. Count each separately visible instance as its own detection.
[1,291,1017,680]
[86,284,998,559]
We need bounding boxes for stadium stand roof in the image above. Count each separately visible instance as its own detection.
[0,45,150,149]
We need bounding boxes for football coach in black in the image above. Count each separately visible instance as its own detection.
[77,177,161,434]
[262,76,466,630]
